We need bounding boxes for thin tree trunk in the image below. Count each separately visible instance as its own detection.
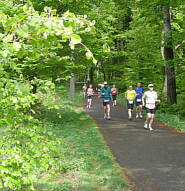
[70,73,75,98]
[90,67,94,83]
[162,5,177,104]
[161,31,167,95]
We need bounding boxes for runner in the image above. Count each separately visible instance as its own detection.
[82,84,87,98]
[100,81,111,120]
[97,83,101,97]
[86,85,94,109]
[143,84,161,131]
[134,82,143,118]
[111,84,118,106]
[125,85,137,120]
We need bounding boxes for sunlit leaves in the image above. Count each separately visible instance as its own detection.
[71,34,82,45]
[0,2,97,190]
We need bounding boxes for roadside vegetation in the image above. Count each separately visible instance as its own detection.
[37,86,128,191]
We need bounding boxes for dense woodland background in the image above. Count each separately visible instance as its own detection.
[30,2,185,99]
[1,0,185,106]
[33,0,185,115]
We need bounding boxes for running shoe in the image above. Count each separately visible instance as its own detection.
[136,114,139,119]
[149,125,153,131]
[107,115,111,120]
[144,123,148,129]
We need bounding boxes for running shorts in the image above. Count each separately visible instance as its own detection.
[103,100,110,106]
[112,95,117,101]
[135,98,142,106]
[127,100,134,110]
[146,107,156,114]
[87,95,93,99]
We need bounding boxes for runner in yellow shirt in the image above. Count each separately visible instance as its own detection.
[125,85,137,120]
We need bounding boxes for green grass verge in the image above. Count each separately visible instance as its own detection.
[117,93,185,132]
[37,86,128,191]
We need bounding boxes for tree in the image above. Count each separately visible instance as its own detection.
[162,4,177,104]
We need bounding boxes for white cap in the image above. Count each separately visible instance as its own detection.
[104,81,108,85]
[148,84,154,87]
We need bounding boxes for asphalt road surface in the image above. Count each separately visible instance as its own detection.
[84,96,185,191]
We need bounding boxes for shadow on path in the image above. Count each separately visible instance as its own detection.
[84,96,185,191]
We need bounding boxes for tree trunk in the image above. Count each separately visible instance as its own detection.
[161,31,167,95]
[70,73,75,98]
[162,66,167,94]
[90,67,94,83]
[162,5,177,104]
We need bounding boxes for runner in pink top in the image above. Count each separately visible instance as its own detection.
[87,85,94,109]
[111,85,118,106]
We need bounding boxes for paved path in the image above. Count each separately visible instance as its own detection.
[84,96,185,191]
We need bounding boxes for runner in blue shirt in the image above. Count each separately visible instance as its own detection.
[100,81,111,120]
[134,82,143,118]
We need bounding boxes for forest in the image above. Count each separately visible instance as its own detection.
[0,0,185,190]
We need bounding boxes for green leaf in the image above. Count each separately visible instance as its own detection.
[71,34,81,45]
[86,51,93,60]
[13,42,21,51]
[3,34,13,43]
[103,44,110,52]
[93,58,97,64]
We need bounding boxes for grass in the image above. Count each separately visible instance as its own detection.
[37,86,128,191]
[117,93,185,132]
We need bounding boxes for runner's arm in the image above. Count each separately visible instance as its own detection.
[142,92,146,106]
[155,92,161,103]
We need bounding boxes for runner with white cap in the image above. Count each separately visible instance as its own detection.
[143,84,161,131]
[100,81,112,120]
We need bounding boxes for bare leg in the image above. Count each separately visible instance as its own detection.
[139,105,143,118]
[89,99,92,108]
[128,109,132,119]
[149,114,154,126]
[136,106,139,118]
[104,106,107,118]
[87,99,90,108]
[136,106,139,114]
[144,113,151,128]
[107,104,110,116]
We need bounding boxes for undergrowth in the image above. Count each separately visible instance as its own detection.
[37,86,128,191]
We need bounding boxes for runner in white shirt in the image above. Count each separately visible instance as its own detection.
[143,84,160,131]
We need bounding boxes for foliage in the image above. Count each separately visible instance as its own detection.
[0,125,63,190]
[0,1,96,190]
